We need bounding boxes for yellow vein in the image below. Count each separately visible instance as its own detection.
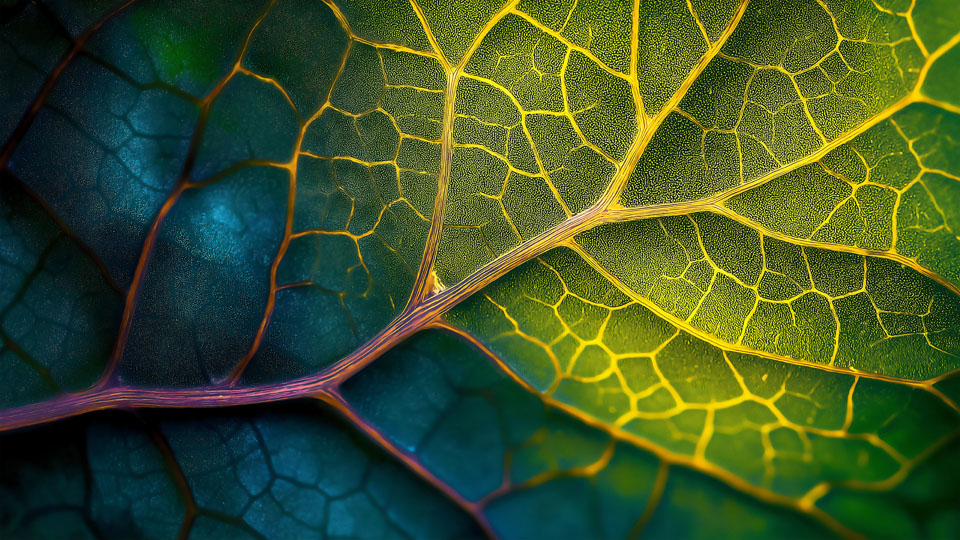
[564,240,960,410]
[432,320,864,540]
[603,0,751,204]
[709,203,960,298]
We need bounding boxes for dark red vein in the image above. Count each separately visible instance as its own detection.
[0,0,137,167]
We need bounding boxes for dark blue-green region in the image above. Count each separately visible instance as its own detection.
[341,330,838,540]
[0,178,122,409]
[0,403,483,539]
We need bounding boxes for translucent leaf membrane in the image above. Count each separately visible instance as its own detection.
[446,245,959,459]
[723,103,960,291]
[0,405,483,539]
[575,213,960,380]
[430,0,747,285]
[620,0,928,206]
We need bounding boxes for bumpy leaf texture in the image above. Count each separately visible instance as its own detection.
[1,0,960,538]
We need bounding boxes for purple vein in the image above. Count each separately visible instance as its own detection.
[0,206,600,431]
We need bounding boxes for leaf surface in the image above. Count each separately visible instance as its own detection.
[0,406,482,539]
[1,0,960,538]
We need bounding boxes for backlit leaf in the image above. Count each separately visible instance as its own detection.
[1,0,959,538]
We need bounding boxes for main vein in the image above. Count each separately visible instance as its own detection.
[3,0,959,434]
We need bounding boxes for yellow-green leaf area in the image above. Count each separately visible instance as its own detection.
[575,212,960,380]
[332,0,435,53]
[620,0,928,208]
[724,102,960,292]
[239,4,447,382]
[446,247,960,531]
[3,0,960,537]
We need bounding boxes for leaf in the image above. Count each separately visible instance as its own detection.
[0,179,122,408]
[343,329,960,538]
[574,213,960,379]
[0,406,482,539]
[446,248,960,533]
[341,330,835,538]
[1,0,960,538]
[723,103,960,290]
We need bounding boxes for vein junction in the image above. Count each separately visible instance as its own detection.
[1,0,960,536]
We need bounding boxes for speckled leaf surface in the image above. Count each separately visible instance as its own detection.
[1,0,959,538]
[0,405,481,539]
